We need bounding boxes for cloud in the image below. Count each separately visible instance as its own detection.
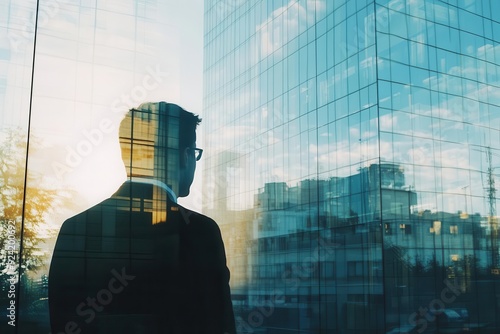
[257,0,325,58]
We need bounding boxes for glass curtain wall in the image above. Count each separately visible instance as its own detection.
[203,0,500,333]
[0,1,199,333]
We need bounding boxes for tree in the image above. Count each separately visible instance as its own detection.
[0,129,64,280]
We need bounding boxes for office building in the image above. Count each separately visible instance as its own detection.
[203,0,500,333]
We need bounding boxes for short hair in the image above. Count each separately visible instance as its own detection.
[177,104,202,150]
[128,101,201,149]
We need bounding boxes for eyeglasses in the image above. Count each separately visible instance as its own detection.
[189,147,203,161]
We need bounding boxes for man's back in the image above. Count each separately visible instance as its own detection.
[49,181,235,334]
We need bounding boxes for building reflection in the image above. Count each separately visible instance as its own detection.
[209,163,499,333]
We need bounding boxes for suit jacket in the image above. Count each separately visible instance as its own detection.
[49,181,236,334]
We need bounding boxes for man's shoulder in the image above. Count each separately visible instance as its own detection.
[181,207,215,223]
[177,205,221,232]
[59,197,114,230]
[59,181,162,230]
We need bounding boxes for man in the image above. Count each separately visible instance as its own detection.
[49,102,236,334]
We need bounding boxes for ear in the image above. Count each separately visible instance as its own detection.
[180,147,189,168]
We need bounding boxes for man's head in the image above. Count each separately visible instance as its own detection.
[119,102,201,197]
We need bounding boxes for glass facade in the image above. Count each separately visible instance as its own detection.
[0,1,203,333]
[203,0,500,333]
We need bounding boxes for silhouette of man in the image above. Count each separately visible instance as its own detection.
[49,102,236,334]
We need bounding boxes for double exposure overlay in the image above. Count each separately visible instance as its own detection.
[0,0,499,333]
[203,0,500,333]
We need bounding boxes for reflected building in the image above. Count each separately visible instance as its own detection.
[203,0,500,333]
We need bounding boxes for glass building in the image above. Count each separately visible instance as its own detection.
[203,0,500,333]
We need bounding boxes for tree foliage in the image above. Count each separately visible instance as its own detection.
[0,129,61,279]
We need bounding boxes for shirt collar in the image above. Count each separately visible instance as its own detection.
[128,177,177,203]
